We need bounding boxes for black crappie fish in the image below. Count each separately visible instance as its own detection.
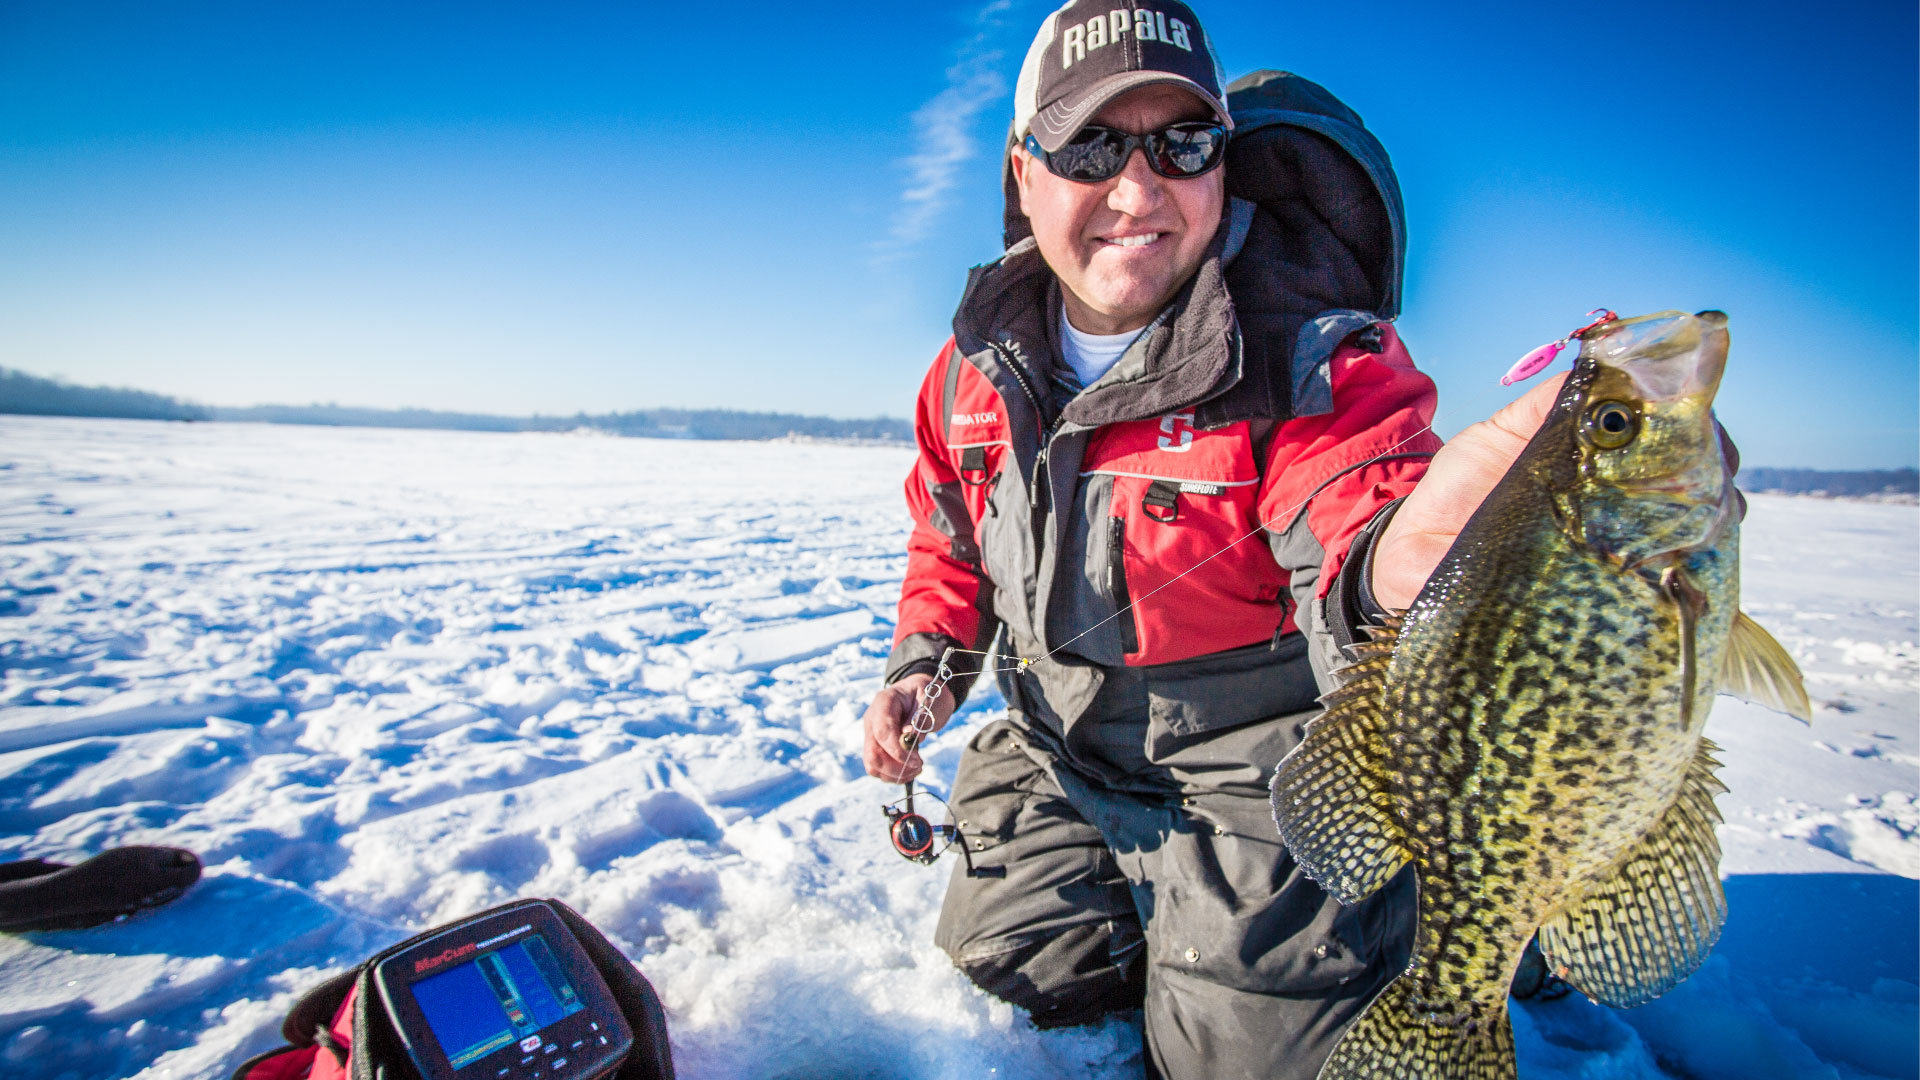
[1271,310,1810,1080]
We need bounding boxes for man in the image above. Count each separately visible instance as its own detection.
[862,2,1563,1075]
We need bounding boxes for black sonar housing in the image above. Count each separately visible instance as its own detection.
[372,899,635,1080]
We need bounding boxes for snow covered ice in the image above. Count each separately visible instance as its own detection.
[1,415,1914,1080]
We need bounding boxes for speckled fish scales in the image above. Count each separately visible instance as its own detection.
[1271,311,1809,1080]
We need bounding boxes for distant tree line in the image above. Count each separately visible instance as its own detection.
[0,366,211,421]
[209,404,910,441]
[0,366,910,442]
[576,409,909,441]
[1738,466,1918,497]
[214,403,527,432]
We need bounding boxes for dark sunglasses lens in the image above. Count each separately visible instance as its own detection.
[1054,128,1130,181]
[1153,125,1225,177]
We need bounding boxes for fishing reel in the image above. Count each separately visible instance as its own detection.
[883,782,953,866]
[881,780,1000,878]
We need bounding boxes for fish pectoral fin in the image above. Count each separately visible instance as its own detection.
[1719,610,1813,723]
[1660,565,1708,729]
[1270,618,1412,905]
[1537,740,1728,1008]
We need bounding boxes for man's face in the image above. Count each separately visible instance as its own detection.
[1012,83,1226,336]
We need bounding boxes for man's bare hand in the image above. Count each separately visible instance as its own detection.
[1371,374,1567,611]
[862,672,956,784]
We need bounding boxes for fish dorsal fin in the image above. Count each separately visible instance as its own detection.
[1537,739,1729,1007]
[1720,610,1813,723]
[1270,617,1412,905]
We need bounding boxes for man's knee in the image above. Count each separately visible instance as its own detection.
[944,921,1145,1029]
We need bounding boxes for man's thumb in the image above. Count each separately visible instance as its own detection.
[1490,371,1566,442]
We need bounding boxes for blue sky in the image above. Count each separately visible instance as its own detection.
[1,1,1913,468]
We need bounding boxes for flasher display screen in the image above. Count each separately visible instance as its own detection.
[410,933,585,1069]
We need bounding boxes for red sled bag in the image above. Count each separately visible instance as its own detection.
[231,898,673,1080]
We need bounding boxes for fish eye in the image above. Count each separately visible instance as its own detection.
[1584,400,1640,449]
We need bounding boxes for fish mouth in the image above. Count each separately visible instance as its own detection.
[1581,310,1730,405]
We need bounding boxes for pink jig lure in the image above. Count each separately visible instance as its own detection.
[1501,309,1618,386]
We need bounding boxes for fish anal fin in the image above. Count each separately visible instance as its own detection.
[1537,740,1728,1008]
[1720,610,1812,723]
[1317,977,1515,1080]
[1271,620,1412,906]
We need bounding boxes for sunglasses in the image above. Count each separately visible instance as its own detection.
[1024,122,1229,182]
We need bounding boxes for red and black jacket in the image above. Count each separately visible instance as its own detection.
[886,71,1442,717]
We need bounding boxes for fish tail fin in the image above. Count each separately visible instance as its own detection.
[1319,977,1515,1080]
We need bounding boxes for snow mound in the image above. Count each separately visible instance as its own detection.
[1778,793,1920,879]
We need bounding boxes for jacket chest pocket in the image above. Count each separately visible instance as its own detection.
[949,441,1009,541]
[945,362,1013,526]
[1084,417,1289,666]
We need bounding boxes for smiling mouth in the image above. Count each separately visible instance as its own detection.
[1100,233,1163,249]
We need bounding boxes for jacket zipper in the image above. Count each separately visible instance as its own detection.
[984,340,1058,553]
[1029,416,1066,549]
[1106,516,1140,655]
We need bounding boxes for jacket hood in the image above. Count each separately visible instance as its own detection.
[1220,69,1405,321]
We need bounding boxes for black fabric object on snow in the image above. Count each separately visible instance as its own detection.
[0,858,68,884]
[0,846,201,933]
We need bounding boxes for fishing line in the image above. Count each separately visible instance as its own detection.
[885,420,1439,786]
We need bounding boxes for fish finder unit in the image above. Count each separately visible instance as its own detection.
[372,899,634,1080]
